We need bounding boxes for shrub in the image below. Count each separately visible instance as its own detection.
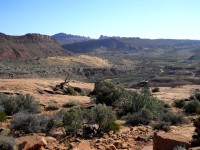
[10,112,54,135]
[153,121,171,132]
[62,104,118,135]
[46,103,60,110]
[73,87,87,96]
[123,90,165,118]
[89,104,117,132]
[62,101,79,108]
[104,122,120,132]
[160,112,188,125]
[0,93,39,115]
[173,100,186,108]
[184,100,200,114]
[0,112,6,122]
[0,135,15,150]
[0,106,4,112]
[10,112,41,134]
[127,109,152,125]
[152,87,160,93]
[62,109,84,135]
[92,81,124,106]
[194,92,200,101]
[66,86,78,95]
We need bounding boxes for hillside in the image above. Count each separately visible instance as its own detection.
[62,37,200,58]
[62,38,137,53]
[0,33,71,60]
[52,33,92,45]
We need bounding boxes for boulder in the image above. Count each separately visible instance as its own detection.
[72,141,95,150]
[142,146,153,150]
[113,140,122,149]
[153,132,191,150]
[17,134,47,150]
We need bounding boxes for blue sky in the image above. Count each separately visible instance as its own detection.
[0,0,200,39]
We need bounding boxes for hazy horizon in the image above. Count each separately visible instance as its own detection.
[1,0,200,40]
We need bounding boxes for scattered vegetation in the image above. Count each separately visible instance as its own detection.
[65,86,87,96]
[160,112,188,125]
[62,104,118,136]
[92,81,124,106]
[184,100,200,114]
[62,101,79,108]
[46,103,60,110]
[0,93,40,115]
[62,108,84,135]
[173,99,186,108]
[153,121,171,132]
[10,112,55,135]
[152,87,160,93]
[92,81,187,131]
[126,109,152,125]
[0,112,6,122]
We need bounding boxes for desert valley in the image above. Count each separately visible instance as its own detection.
[0,32,200,150]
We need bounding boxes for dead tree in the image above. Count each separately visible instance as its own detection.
[58,73,71,89]
[8,72,14,78]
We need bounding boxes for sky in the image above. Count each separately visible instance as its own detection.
[0,0,200,39]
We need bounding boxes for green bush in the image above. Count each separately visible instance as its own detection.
[92,81,124,106]
[11,112,41,134]
[0,106,4,112]
[92,81,186,128]
[194,92,200,101]
[160,112,188,125]
[62,101,79,108]
[184,100,200,114]
[127,109,152,125]
[73,87,87,96]
[10,112,54,135]
[123,90,165,118]
[104,122,120,132]
[0,135,15,150]
[0,93,39,115]
[62,104,118,135]
[152,87,160,93]
[46,103,60,110]
[66,86,78,95]
[62,109,84,135]
[89,104,117,132]
[173,100,186,108]
[0,112,6,122]
[153,121,171,132]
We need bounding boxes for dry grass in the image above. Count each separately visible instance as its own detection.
[152,85,200,105]
[40,55,112,68]
[0,78,94,106]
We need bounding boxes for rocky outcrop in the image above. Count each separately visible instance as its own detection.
[153,132,191,150]
[52,33,91,45]
[16,134,65,150]
[0,33,71,60]
[17,134,47,150]
[72,141,95,150]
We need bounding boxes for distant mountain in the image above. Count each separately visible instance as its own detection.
[0,33,71,60]
[62,38,137,53]
[99,35,120,39]
[62,37,200,55]
[52,33,92,45]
